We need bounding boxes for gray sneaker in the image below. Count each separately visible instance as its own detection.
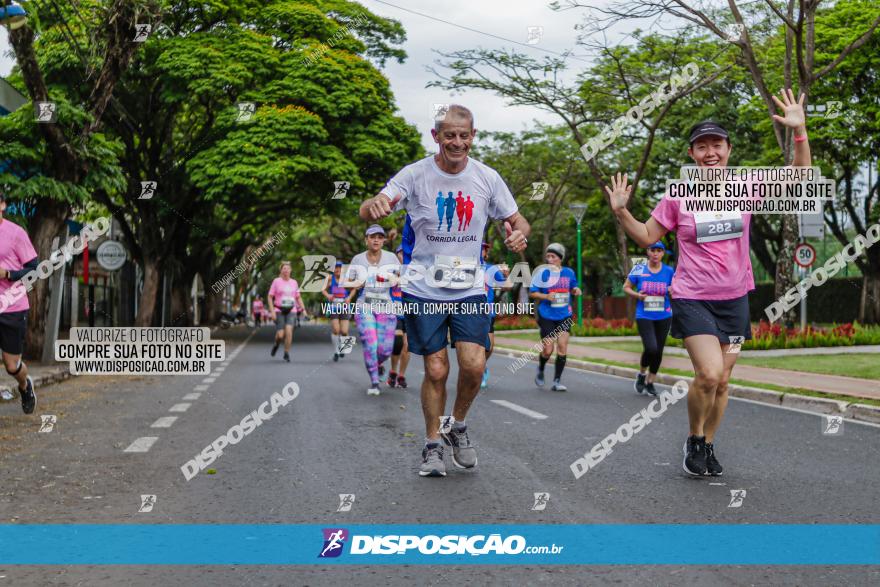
[551,379,567,392]
[535,366,545,387]
[419,443,446,477]
[441,425,477,469]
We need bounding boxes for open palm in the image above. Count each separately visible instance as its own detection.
[771,88,806,129]
[604,172,633,212]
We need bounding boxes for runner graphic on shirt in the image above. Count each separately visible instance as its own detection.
[444,191,456,231]
[435,191,445,230]
[463,195,474,230]
[456,191,466,230]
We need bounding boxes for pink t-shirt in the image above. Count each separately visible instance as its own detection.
[268,278,301,310]
[252,300,264,314]
[0,219,39,313]
[651,195,754,300]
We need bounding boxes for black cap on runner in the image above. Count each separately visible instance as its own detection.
[688,121,729,145]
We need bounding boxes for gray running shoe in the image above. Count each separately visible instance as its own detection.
[441,425,477,469]
[551,379,567,392]
[419,443,446,477]
[535,366,545,387]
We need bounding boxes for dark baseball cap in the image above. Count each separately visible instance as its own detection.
[688,121,729,145]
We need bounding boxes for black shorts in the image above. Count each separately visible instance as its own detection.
[0,311,28,355]
[489,316,495,334]
[537,315,573,339]
[670,294,752,343]
[395,317,406,333]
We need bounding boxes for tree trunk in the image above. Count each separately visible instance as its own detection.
[170,275,193,326]
[774,214,800,326]
[135,259,162,326]
[868,273,880,324]
[203,282,222,325]
[24,199,70,359]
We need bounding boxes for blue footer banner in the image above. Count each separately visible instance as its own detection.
[1,524,878,565]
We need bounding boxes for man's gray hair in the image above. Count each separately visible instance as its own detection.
[434,104,474,132]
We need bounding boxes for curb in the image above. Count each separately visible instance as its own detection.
[0,367,75,401]
[495,346,880,425]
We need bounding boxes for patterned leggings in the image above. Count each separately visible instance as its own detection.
[355,312,398,385]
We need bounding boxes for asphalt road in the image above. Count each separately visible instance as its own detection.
[0,324,877,586]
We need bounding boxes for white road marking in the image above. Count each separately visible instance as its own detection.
[151,416,178,428]
[215,367,225,372]
[124,437,158,452]
[202,377,216,384]
[489,399,548,420]
[194,385,209,391]
[182,393,201,400]
[169,403,191,413]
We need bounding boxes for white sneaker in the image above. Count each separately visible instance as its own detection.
[367,386,380,396]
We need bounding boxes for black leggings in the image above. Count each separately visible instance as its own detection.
[636,318,671,374]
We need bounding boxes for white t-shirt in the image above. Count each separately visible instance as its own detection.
[382,156,518,301]
[347,250,400,313]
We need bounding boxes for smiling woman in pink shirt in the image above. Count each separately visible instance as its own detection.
[605,89,811,479]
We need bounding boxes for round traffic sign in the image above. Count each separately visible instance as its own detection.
[96,240,127,271]
[794,243,816,268]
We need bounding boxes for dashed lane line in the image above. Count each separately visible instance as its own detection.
[151,416,178,428]
[489,399,548,420]
[124,437,158,453]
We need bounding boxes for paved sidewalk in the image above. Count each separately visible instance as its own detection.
[494,335,880,401]
[0,362,73,401]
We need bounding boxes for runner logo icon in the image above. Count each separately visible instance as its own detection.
[39,415,57,433]
[531,492,549,511]
[823,415,843,435]
[727,335,745,354]
[301,255,336,292]
[438,415,455,434]
[138,494,156,513]
[319,528,349,558]
[35,101,57,123]
[332,181,350,200]
[530,182,549,201]
[337,494,355,512]
[728,489,747,508]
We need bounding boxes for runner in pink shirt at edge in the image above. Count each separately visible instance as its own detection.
[0,192,39,414]
[252,296,265,326]
[604,88,811,478]
[268,261,308,363]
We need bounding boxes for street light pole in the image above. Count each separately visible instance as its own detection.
[569,203,587,327]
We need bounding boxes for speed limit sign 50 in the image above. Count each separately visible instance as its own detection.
[794,243,817,268]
